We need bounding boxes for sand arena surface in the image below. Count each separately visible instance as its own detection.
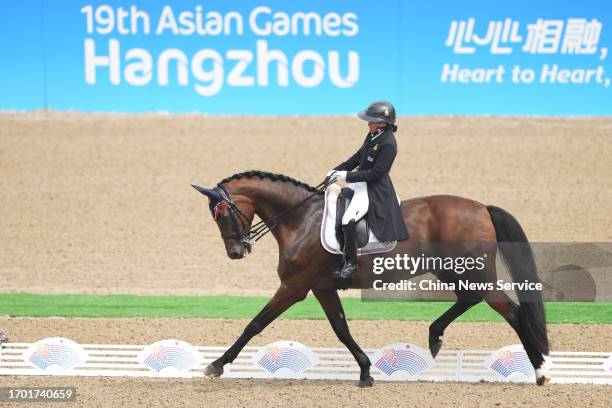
[0,112,610,296]
[0,317,611,407]
[2,376,608,408]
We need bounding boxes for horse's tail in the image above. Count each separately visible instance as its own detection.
[486,205,549,355]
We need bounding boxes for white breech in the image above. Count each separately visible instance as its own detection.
[342,182,369,225]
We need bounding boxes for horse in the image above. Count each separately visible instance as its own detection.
[191,170,550,387]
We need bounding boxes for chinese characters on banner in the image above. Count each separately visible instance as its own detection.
[446,18,604,57]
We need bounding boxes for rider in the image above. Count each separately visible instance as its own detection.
[327,100,409,288]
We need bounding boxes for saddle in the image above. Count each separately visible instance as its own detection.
[320,184,397,256]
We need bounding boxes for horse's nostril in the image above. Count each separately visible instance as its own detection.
[229,250,241,259]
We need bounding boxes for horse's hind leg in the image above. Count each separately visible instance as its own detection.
[204,286,308,377]
[429,298,481,358]
[485,290,549,385]
[312,288,374,388]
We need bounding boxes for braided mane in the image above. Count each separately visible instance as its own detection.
[219,170,322,194]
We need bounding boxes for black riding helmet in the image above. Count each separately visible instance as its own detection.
[357,100,396,125]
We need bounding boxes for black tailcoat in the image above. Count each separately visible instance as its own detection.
[334,129,409,241]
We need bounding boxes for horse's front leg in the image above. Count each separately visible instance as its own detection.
[204,286,308,377]
[312,288,374,387]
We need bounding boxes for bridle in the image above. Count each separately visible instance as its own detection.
[214,184,257,247]
[214,177,335,249]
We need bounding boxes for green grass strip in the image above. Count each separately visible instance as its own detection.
[0,293,609,323]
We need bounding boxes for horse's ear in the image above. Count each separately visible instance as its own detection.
[191,184,214,197]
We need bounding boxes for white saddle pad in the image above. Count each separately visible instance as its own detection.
[320,184,398,255]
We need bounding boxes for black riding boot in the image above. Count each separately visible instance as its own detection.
[334,219,357,290]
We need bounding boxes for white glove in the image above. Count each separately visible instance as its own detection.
[333,171,348,182]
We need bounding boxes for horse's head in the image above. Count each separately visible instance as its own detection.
[191,184,256,259]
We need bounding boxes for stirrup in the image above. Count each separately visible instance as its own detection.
[339,260,357,280]
[333,262,355,290]
[333,259,356,290]
[333,255,346,278]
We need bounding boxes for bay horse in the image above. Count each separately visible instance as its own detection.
[192,170,550,386]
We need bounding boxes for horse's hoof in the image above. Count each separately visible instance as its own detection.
[429,340,442,358]
[536,375,550,386]
[358,375,374,388]
[204,364,223,378]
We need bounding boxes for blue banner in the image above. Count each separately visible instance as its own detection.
[0,1,610,114]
